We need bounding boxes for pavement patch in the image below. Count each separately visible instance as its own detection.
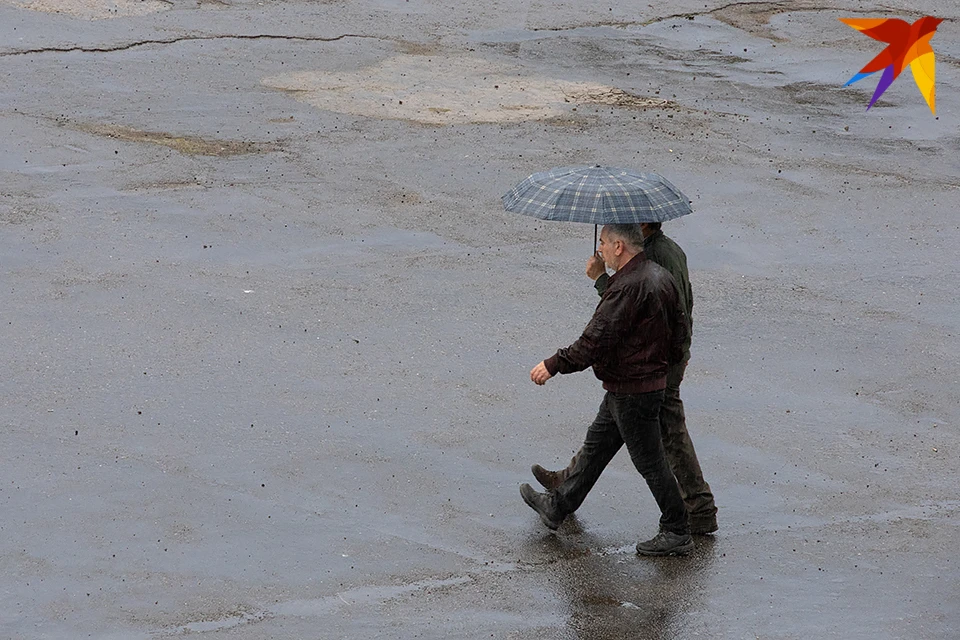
[74,123,279,156]
[262,53,675,125]
[710,1,797,40]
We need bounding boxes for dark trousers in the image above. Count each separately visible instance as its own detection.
[553,389,690,535]
[555,363,716,524]
[661,362,717,522]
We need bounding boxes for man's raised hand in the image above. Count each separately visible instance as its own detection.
[586,253,606,281]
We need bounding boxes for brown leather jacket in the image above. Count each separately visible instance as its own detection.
[544,253,689,394]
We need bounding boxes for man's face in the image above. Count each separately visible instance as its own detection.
[597,227,623,271]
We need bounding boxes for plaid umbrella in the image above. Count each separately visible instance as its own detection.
[502,165,693,224]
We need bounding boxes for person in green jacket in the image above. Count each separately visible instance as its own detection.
[531,222,719,534]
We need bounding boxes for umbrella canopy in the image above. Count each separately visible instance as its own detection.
[502,165,693,225]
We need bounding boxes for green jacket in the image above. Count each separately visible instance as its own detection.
[595,230,693,363]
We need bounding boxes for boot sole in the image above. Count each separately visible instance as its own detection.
[519,485,562,530]
[636,541,695,557]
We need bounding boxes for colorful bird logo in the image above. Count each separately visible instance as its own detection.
[840,16,942,113]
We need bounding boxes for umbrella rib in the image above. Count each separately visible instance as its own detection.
[571,169,595,223]
[554,171,584,220]
[604,167,640,224]
[548,172,585,221]
[531,169,577,219]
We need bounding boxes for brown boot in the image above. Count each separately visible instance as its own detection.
[531,464,562,491]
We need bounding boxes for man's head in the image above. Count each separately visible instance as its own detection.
[598,223,644,271]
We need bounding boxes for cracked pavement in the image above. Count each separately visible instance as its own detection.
[0,33,384,57]
[1,0,959,638]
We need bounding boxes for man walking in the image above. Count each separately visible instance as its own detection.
[532,222,719,535]
[521,223,694,556]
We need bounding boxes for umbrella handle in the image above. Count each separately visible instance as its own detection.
[594,224,597,253]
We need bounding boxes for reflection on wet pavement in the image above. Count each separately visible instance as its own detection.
[521,517,718,639]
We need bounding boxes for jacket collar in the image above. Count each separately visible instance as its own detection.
[608,251,647,285]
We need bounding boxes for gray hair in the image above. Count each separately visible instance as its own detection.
[604,224,646,251]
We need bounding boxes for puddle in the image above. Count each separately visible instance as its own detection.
[1,0,171,19]
[74,123,279,157]
[582,594,620,607]
[274,576,473,617]
[598,544,637,556]
[151,576,474,635]
[263,54,676,125]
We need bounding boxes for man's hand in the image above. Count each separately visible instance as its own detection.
[530,361,553,385]
[586,253,606,281]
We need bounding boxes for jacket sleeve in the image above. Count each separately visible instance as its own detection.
[668,290,690,366]
[544,287,625,375]
[662,251,693,336]
[594,273,610,297]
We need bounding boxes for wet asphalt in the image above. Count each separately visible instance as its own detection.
[1,1,959,638]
